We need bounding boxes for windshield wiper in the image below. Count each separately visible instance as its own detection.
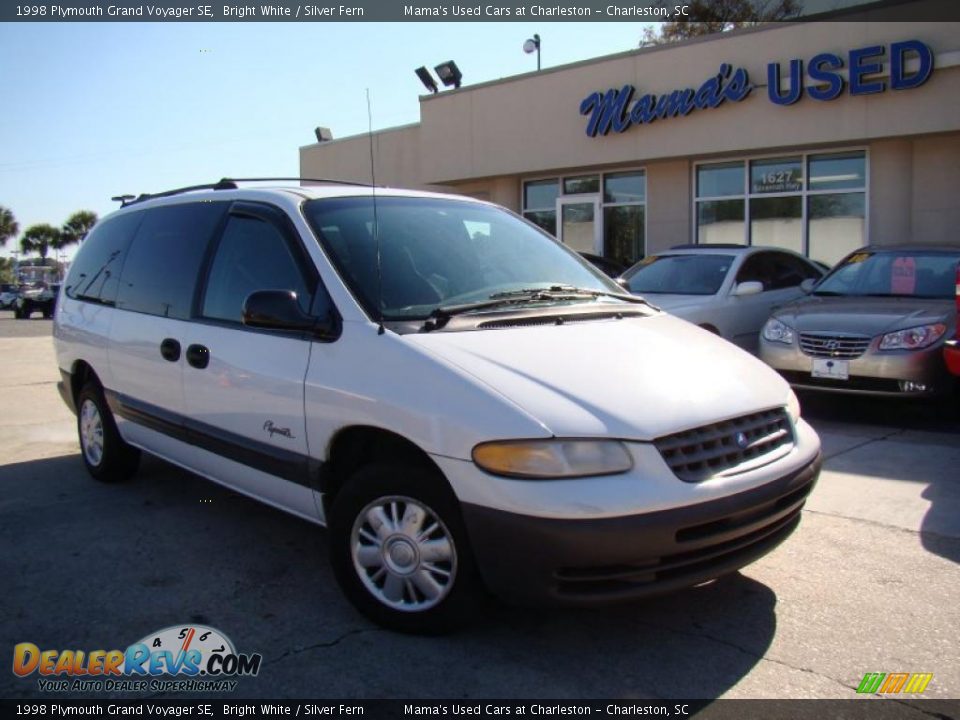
[422,286,655,332]
[491,285,655,306]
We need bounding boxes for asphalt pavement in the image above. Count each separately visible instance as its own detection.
[1,312,958,703]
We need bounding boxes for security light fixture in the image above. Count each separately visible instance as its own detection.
[523,33,541,71]
[415,66,439,94]
[314,126,333,143]
[434,61,462,89]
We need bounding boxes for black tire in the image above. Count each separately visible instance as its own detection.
[329,463,484,634]
[13,306,25,319]
[76,381,141,483]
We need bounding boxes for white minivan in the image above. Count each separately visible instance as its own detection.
[54,181,821,633]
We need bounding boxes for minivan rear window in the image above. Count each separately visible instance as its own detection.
[116,203,228,319]
[65,212,143,305]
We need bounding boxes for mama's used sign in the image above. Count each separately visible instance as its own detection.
[580,40,933,138]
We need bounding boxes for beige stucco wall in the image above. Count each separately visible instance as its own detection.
[911,134,960,244]
[869,134,960,246]
[645,160,692,252]
[411,20,960,184]
[301,13,960,249]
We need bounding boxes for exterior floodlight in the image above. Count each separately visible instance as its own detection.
[434,61,462,89]
[314,126,333,143]
[524,33,541,71]
[415,66,439,94]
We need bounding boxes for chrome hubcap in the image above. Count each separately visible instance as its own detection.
[79,399,104,467]
[351,496,457,612]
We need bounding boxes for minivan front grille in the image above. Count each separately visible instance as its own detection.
[799,333,871,359]
[655,408,794,483]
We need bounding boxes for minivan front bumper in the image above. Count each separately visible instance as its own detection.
[460,453,820,606]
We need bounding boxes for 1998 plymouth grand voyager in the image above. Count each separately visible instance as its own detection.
[54,180,821,632]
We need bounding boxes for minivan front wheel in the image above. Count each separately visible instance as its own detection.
[329,465,482,633]
[77,382,141,482]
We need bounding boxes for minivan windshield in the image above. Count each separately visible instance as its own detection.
[814,250,960,299]
[303,196,618,320]
[622,254,734,296]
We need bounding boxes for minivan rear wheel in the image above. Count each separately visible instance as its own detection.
[77,382,141,483]
[329,464,483,634]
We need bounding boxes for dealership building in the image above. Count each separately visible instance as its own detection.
[300,13,960,269]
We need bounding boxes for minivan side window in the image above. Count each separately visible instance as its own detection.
[116,203,228,319]
[201,214,312,324]
[64,212,143,304]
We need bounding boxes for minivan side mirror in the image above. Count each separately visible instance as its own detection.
[800,278,817,293]
[242,290,338,339]
[732,281,764,297]
[615,277,630,291]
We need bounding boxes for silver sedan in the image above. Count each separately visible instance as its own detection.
[620,245,824,354]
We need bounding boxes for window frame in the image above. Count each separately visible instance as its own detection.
[64,210,146,306]
[193,201,332,338]
[692,147,869,256]
[521,167,648,264]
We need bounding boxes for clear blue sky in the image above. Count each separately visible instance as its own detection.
[0,21,655,259]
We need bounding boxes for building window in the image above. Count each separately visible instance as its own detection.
[602,171,645,267]
[807,152,866,265]
[522,178,559,236]
[522,169,646,268]
[563,175,599,195]
[695,150,866,265]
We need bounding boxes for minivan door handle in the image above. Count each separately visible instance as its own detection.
[185,344,210,369]
[160,338,181,362]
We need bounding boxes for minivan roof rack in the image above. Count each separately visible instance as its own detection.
[113,177,374,207]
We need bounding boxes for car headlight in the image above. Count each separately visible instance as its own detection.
[472,439,633,479]
[763,317,795,344]
[878,324,946,351]
[786,389,801,424]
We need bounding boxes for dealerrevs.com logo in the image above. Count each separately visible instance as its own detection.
[13,625,262,693]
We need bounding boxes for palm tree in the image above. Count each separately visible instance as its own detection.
[21,224,62,262]
[61,210,98,247]
[0,206,18,249]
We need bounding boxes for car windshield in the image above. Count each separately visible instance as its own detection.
[814,250,960,299]
[303,196,617,320]
[622,254,734,296]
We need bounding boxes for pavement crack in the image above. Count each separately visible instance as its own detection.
[823,428,906,461]
[802,507,960,542]
[262,627,381,666]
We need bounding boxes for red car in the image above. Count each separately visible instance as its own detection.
[946,340,960,375]
[946,265,960,376]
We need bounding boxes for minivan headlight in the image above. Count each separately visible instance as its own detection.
[878,324,946,351]
[472,439,633,479]
[763,318,795,344]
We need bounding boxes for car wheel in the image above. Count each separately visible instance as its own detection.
[77,382,141,482]
[329,464,483,634]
